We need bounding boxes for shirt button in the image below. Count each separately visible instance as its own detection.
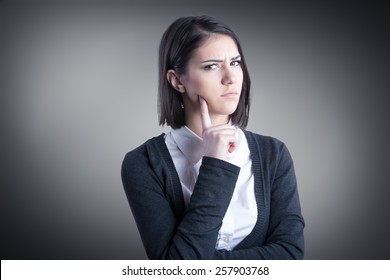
[223,234,233,243]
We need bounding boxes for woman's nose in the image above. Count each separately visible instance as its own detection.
[221,66,237,85]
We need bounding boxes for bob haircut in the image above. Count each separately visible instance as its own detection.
[158,15,251,129]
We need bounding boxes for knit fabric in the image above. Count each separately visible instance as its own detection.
[121,131,305,259]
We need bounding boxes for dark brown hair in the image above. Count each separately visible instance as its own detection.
[158,15,251,129]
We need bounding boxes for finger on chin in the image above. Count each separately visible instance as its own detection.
[199,96,212,129]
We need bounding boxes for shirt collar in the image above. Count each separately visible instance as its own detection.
[170,126,204,165]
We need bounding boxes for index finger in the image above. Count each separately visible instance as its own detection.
[199,96,212,130]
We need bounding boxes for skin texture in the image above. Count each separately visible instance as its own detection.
[167,34,244,160]
[199,96,237,160]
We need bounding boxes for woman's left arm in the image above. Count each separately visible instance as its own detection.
[216,142,305,259]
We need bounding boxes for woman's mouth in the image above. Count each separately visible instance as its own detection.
[221,91,238,98]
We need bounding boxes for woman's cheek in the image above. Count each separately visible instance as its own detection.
[185,88,201,103]
[184,74,215,103]
[186,84,204,102]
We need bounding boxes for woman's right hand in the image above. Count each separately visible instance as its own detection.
[199,96,237,161]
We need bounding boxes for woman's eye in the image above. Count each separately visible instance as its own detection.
[231,60,241,66]
[204,64,218,70]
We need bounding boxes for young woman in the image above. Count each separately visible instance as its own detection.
[121,15,305,259]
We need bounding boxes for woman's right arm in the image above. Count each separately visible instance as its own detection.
[121,149,240,259]
[122,97,239,259]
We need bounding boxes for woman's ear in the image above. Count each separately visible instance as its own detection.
[167,70,186,93]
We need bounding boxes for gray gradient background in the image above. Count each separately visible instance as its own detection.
[1,0,389,259]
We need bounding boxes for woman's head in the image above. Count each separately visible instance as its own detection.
[158,15,251,129]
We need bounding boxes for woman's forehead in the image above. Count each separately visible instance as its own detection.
[190,34,240,60]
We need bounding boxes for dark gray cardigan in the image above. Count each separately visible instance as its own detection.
[121,131,305,259]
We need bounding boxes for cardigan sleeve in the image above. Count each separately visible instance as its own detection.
[121,143,240,260]
[215,139,305,259]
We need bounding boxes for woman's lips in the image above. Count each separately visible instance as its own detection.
[221,92,238,98]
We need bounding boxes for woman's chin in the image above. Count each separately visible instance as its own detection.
[211,104,239,117]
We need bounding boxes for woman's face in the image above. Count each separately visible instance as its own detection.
[180,34,243,117]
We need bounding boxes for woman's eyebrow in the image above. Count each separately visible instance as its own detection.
[200,55,241,64]
[200,58,224,63]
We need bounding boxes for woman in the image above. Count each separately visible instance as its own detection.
[121,15,305,259]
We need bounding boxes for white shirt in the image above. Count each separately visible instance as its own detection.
[165,126,257,250]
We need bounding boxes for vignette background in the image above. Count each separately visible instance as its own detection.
[1,0,389,259]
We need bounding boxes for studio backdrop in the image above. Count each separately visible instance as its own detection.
[1,0,389,259]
